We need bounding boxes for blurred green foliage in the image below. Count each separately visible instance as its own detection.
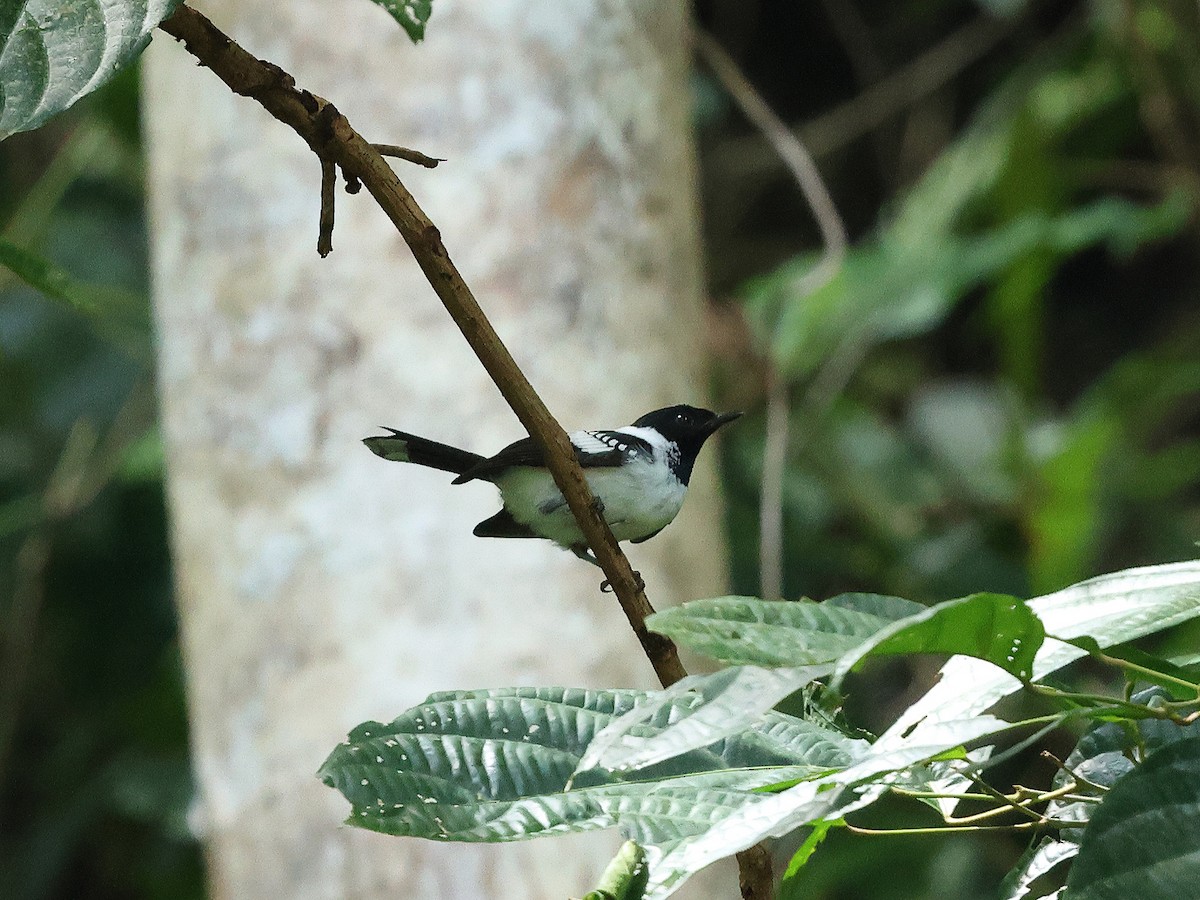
[700,0,1200,896]
[711,0,1200,607]
[0,64,201,900]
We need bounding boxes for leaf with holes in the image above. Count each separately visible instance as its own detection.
[0,0,183,140]
[831,592,1045,688]
[879,561,1200,751]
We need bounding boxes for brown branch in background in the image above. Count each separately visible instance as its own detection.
[1119,0,1200,178]
[695,30,848,605]
[816,0,897,180]
[317,157,335,257]
[371,143,444,168]
[157,5,687,690]
[715,16,1011,174]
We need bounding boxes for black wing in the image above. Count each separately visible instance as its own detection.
[473,509,538,538]
[452,430,653,485]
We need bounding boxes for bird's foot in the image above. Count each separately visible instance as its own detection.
[600,570,644,594]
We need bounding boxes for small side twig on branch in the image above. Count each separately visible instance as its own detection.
[371,143,444,168]
[157,4,687,690]
[317,157,335,256]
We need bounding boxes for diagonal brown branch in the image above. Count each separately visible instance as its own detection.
[156,5,687,686]
[156,7,786,895]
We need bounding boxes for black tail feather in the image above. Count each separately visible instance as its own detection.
[363,428,485,476]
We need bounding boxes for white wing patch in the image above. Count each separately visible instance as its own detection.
[570,431,617,455]
[570,430,645,460]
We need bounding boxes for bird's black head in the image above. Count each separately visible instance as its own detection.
[632,405,742,484]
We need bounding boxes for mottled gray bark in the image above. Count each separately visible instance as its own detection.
[145,0,732,896]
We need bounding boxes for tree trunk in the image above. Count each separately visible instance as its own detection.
[145,1,734,896]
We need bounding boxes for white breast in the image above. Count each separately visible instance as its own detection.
[493,431,686,547]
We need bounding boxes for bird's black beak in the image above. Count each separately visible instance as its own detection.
[707,411,743,433]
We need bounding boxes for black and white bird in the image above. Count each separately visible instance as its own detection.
[363,405,740,565]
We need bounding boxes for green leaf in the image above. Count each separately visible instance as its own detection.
[1001,836,1078,900]
[576,665,864,775]
[320,686,850,844]
[0,239,148,356]
[320,686,907,898]
[780,818,841,882]
[1065,737,1200,899]
[646,593,924,667]
[644,713,1009,897]
[584,841,649,900]
[880,561,1200,751]
[368,0,433,43]
[0,0,183,140]
[831,592,1046,687]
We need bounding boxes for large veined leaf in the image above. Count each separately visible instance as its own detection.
[1065,737,1200,900]
[831,592,1045,687]
[320,685,1004,899]
[878,561,1200,750]
[576,665,862,775]
[320,687,856,847]
[595,591,1038,777]
[646,593,924,667]
[0,0,183,141]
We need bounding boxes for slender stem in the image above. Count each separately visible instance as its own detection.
[157,4,688,688]
[845,817,1076,837]
[1043,631,1200,695]
[758,375,788,600]
[371,144,443,168]
[694,30,847,609]
[1025,682,1167,717]
[944,781,1078,825]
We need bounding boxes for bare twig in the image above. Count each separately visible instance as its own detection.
[371,143,444,168]
[695,32,848,294]
[713,16,1011,174]
[318,157,335,257]
[816,0,896,179]
[758,376,789,601]
[157,5,687,690]
[695,30,848,607]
